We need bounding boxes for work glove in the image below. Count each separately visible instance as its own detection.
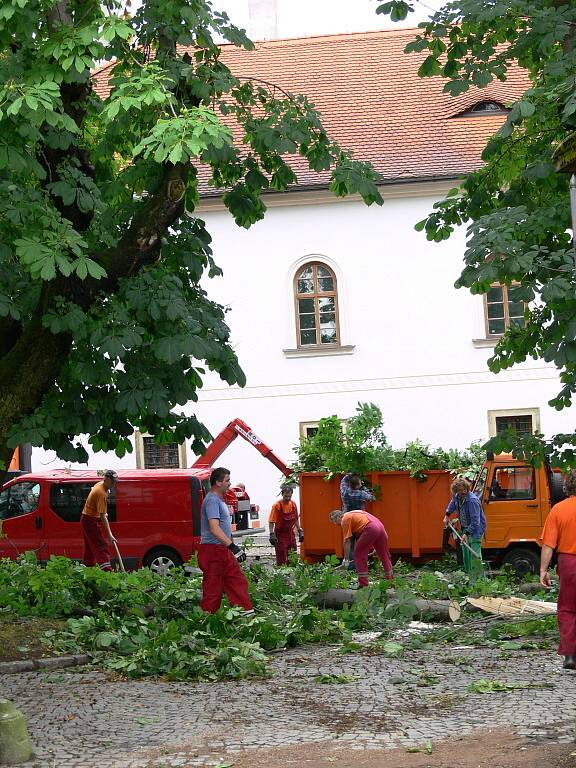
[269,533,278,546]
[228,542,247,563]
[298,529,304,543]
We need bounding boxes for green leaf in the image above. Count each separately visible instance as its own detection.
[518,100,535,118]
[96,632,117,648]
[153,337,186,364]
[418,56,442,77]
[84,259,107,280]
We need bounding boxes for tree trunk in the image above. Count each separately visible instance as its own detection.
[0,299,72,471]
[312,588,461,621]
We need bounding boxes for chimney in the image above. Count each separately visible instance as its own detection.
[248,0,279,41]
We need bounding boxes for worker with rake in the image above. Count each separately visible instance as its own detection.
[80,469,118,571]
[443,477,486,576]
[330,509,393,588]
[540,469,576,670]
[268,485,304,565]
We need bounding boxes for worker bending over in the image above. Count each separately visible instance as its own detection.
[330,510,393,588]
[443,477,486,575]
[269,485,304,565]
[541,470,576,670]
[81,469,118,570]
[198,467,254,615]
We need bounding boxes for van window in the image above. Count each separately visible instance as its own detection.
[49,483,117,522]
[490,467,535,500]
[0,482,41,520]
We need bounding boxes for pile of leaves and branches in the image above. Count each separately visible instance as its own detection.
[0,554,558,680]
[340,560,559,657]
[0,554,356,680]
[290,402,485,481]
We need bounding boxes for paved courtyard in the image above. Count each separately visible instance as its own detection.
[2,638,574,767]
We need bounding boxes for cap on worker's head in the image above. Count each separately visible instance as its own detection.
[280,484,293,493]
[329,509,343,523]
[103,469,118,482]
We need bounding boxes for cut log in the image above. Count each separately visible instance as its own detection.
[466,596,556,616]
[414,599,461,622]
[313,588,361,609]
[312,588,461,621]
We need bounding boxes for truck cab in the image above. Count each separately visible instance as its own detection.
[474,454,563,575]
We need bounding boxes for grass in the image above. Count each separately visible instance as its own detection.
[0,616,65,662]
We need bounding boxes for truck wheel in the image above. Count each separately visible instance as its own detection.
[143,548,183,576]
[501,547,540,577]
[550,472,566,504]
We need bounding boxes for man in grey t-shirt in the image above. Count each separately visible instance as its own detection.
[197,466,254,614]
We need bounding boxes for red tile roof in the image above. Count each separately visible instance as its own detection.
[93,28,530,191]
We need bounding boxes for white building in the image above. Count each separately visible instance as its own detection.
[35,28,562,520]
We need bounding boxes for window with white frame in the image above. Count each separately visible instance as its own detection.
[294,262,340,347]
[134,431,187,469]
[487,408,540,438]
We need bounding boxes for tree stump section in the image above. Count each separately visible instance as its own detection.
[313,588,461,622]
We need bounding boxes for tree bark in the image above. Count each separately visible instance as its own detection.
[0,288,71,473]
[312,588,461,621]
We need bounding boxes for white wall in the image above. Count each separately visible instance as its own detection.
[32,186,563,523]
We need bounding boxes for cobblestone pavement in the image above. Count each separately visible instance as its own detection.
[2,642,574,767]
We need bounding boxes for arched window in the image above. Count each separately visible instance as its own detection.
[294,262,339,347]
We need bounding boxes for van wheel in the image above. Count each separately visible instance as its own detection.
[501,547,540,577]
[143,548,183,576]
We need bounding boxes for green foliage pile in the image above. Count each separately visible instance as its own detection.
[0,554,353,680]
[290,402,484,480]
[0,553,556,679]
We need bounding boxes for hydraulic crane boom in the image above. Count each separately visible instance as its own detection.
[191,418,291,478]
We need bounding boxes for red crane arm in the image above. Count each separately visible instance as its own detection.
[191,418,291,477]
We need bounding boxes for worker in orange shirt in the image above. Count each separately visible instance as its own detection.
[80,470,118,570]
[541,470,576,670]
[330,509,393,588]
[269,485,304,565]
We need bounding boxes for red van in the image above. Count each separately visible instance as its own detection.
[0,469,260,573]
